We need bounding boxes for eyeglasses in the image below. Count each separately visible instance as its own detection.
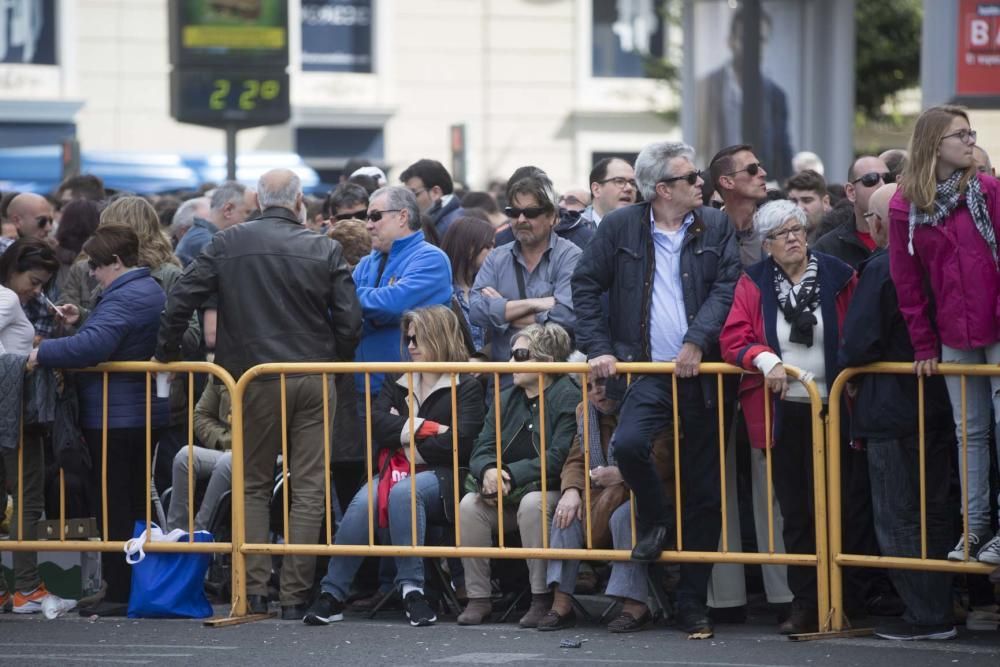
[851,172,894,188]
[726,162,764,177]
[334,211,365,222]
[941,129,977,145]
[659,170,703,186]
[405,334,418,347]
[511,348,532,362]
[36,216,53,229]
[366,209,402,222]
[598,177,638,189]
[504,206,549,219]
[766,224,807,241]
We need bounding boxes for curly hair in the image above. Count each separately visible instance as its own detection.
[99,196,180,269]
[327,218,372,268]
[511,323,572,362]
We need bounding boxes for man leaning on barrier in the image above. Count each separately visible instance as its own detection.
[571,140,740,638]
[156,169,363,620]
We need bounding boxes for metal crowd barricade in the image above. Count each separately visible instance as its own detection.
[232,361,829,628]
[5,361,242,616]
[827,362,998,632]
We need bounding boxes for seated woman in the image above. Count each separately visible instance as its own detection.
[539,376,672,633]
[720,200,857,635]
[304,305,485,628]
[29,224,169,617]
[457,323,580,628]
[165,376,233,533]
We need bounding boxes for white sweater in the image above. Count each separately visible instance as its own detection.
[0,285,34,355]
[752,307,826,401]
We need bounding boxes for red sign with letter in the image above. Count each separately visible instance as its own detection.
[957,0,1000,96]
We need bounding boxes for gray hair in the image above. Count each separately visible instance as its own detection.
[210,180,248,212]
[511,323,573,363]
[371,185,421,230]
[256,170,302,209]
[171,196,209,237]
[634,141,696,200]
[753,199,807,239]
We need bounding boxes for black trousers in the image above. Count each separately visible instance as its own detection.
[771,401,878,611]
[84,427,160,604]
[611,374,722,611]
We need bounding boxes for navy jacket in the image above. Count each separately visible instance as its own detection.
[838,250,953,440]
[174,217,218,267]
[429,196,464,237]
[571,201,739,403]
[38,268,169,430]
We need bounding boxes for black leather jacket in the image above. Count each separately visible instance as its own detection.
[156,207,362,379]
[571,202,739,402]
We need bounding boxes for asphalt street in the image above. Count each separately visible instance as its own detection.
[1,603,999,667]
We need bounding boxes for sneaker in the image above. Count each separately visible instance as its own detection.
[874,622,957,640]
[976,535,1000,565]
[13,584,50,614]
[403,591,437,627]
[675,607,714,638]
[948,533,985,561]
[303,592,345,626]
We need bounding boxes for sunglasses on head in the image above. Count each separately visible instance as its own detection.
[511,348,532,362]
[405,334,418,347]
[504,206,549,220]
[660,170,703,186]
[852,172,894,188]
[366,209,401,222]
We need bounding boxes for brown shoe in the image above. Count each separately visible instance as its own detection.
[778,601,818,635]
[519,593,553,628]
[457,598,492,625]
[537,608,576,631]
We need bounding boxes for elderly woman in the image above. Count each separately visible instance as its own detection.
[29,224,169,617]
[720,199,857,635]
[538,377,672,633]
[457,323,580,628]
[303,306,485,628]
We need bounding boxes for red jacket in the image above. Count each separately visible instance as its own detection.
[888,172,1000,360]
[720,254,856,448]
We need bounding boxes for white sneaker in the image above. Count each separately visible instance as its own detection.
[948,533,984,561]
[976,535,1000,565]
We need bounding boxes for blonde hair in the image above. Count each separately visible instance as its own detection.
[511,323,572,362]
[400,305,469,363]
[100,197,181,269]
[901,105,976,212]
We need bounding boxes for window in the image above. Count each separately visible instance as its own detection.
[591,0,666,78]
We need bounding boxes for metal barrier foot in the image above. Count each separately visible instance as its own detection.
[787,628,874,641]
[204,611,277,627]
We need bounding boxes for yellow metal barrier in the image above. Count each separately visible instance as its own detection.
[827,362,997,632]
[233,361,829,627]
[5,362,242,615]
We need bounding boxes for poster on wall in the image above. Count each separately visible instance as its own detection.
[592,0,667,78]
[301,0,373,73]
[956,0,1000,102]
[0,0,56,65]
[685,0,801,182]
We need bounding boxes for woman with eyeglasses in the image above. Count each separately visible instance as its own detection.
[304,305,485,628]
[28,224,170,617]
[889,105,1000,566]
[457,323,580,628]
[720,199,857,635]
[0,238,60,615]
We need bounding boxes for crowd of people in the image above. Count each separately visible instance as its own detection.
[1,104,1000,642]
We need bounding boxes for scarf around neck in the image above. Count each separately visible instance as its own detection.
[578,403,614,468]
[773,254,820,347]
[908,170,996,261]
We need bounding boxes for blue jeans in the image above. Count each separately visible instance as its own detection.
[867,432,953,625]
[320,471,444,601]
[941,342,1000,536]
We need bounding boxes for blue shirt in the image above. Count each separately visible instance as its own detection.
[649,211,692,362]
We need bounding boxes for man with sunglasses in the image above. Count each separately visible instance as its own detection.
[572,140,740,638]
[709,144,769,267]
[2,193,54,247]
[813,155,891,269]
[323,182,370,225]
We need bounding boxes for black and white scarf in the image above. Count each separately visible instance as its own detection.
[908,170,996,261]
[578,403,614,468]
[773,255,820,347]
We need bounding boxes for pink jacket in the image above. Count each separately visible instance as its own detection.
[888,173,1000,360]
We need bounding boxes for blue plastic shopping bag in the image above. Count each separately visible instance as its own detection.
[125,521,214,619]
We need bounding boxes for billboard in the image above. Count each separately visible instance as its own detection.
[301,0,373,73]
[956,0,1000,100]
[170,0,289,67]
[0,0,56,65]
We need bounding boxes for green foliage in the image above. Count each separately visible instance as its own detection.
[855,0,922,120]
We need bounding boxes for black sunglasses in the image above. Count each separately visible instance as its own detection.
[405,334,418,347]
[36,215,53,229]
[851,171,894,188]
[727,162,764,177]
[334,211,365,222]
[511,348,532,362]
[504,206,549,219]
[366,209,401,222]
[660,170,702,186]
[86,259,99,271]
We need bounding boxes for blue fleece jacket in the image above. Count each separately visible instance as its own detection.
[352,230,452,394]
